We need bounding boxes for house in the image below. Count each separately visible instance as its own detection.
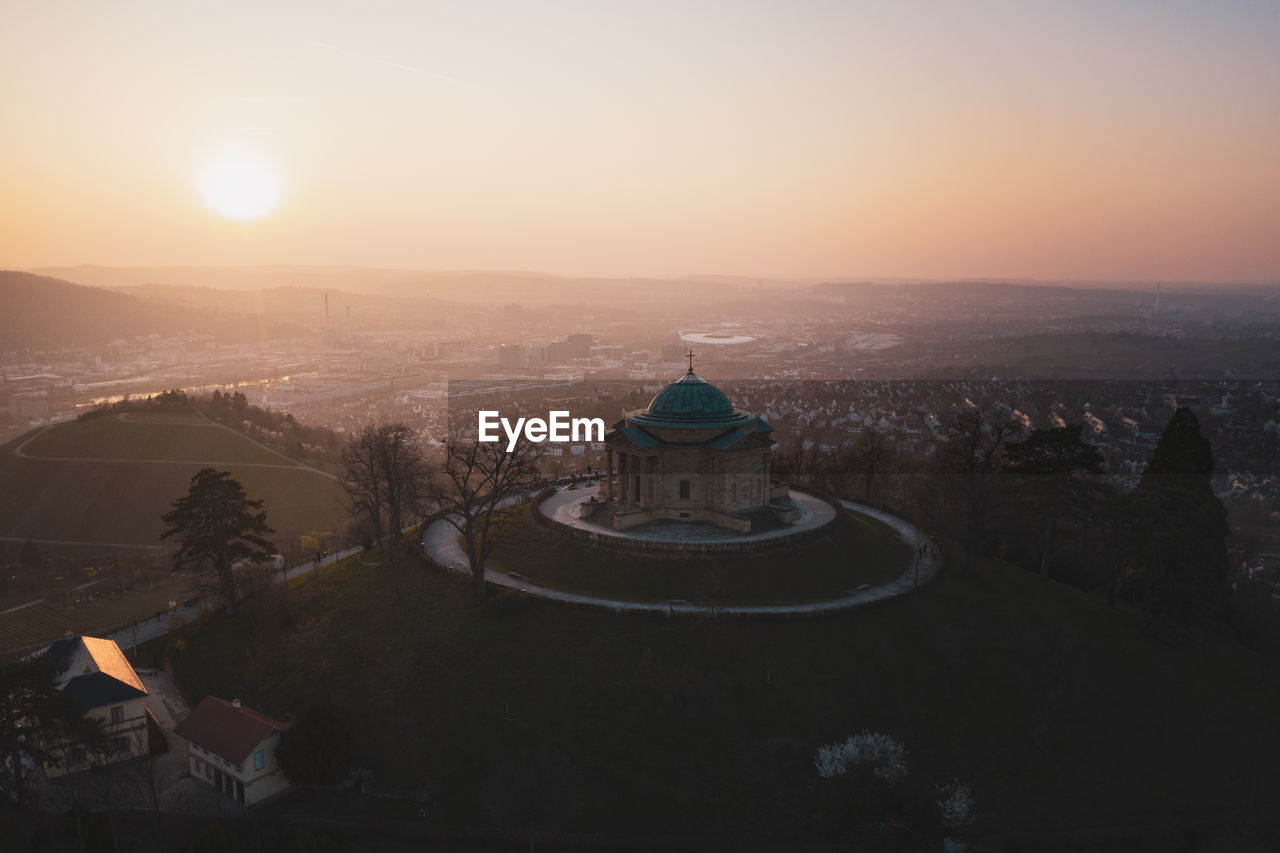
[42,635,151,778]
[174,696,292,806]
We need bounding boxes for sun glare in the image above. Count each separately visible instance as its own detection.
[198,151,281,221]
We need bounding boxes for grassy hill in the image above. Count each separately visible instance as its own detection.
[0,410,346,547]
[0,270,177,351]
[161,541,1280,850]
[0,270,308,351]
[0,409,348,651]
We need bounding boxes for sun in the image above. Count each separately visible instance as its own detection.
[198,151,281,221]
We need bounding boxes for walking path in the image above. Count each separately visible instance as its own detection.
[421,497,941,615]
[103,544,364,652]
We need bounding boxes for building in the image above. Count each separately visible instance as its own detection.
[174,696,293,807]
[548,334,594,362]
[496,345,525,371]
[592,358,789,532]
[42,635,151,778]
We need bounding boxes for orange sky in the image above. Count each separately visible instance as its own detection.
[2,1,1278,282]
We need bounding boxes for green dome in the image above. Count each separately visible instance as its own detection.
[645,372,734,419]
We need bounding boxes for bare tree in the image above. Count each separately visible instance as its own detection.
[778,430,825,487]
[933,404,1021,559]
[341,423,429,600]
[431,438,542,606]
[847,429,891,504]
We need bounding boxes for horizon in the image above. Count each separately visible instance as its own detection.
[3,1,1279,282]
[15,264,1279,293]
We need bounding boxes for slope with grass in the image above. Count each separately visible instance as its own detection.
[164,543,1280,848]
[0,411,346,546]
[485,504,911,605]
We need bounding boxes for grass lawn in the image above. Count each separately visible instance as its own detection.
[163,542,1280,848]
[485,505,911,605]
[0,414,346,652]
[0,415,346,546]
[19,410,287,465]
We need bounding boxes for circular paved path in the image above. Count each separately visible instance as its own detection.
[420,494,941,615]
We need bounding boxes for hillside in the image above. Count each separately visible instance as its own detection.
[0,271,177,351]
[163,542,1280,850]
[0,410,346,548]
[0,270,310,351]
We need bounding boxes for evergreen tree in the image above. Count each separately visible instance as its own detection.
[1131,408,1229,626]
[0,655,90,809]
[161,468,276,615]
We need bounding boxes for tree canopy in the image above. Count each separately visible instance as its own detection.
[340,423,429,600]
[161,468,276,615]
[433,439,542,605]
[1000,424,1107,580]
[1130,408,1229,626]
[0,655,89,809]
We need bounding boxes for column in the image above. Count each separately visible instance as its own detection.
[604,449,613,500]
[618,453,627,503]
[622,453,631,503]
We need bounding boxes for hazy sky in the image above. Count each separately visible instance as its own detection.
[3,1,1278,281]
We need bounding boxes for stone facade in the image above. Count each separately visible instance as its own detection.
[599,365,789,532]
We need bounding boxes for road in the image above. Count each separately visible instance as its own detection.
[106,544,365,652]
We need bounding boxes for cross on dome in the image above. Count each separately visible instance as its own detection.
[686,349,696,374]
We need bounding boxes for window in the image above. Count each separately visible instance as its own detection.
[110,706,123,724]
[204,763,212,779]
[254,750,265,771]
[679,480,690,499]
[194,758,203,774]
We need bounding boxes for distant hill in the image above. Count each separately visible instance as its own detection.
[32,265,768,307]
[0,271,308,351]
[0,271,178,352]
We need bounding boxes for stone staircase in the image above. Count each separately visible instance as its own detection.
[586,501,621,529]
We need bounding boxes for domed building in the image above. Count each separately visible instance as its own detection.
[587,356,791,533]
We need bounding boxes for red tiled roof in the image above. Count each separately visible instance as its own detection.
[173,696,288,764]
